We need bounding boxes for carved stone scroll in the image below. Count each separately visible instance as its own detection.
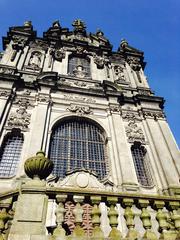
[67,104,92,116]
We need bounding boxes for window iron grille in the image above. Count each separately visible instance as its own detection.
[48,119,107,180]
[131,143,153,187]
[0,132,23,177]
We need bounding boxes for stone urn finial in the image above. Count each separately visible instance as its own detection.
[24,21,32,27]
[24,151,53,180]
[120,39,128,49]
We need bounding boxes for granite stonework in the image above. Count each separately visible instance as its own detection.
[0,20,179,239]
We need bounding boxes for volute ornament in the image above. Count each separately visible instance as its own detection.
[24,151,53,180]
[67,104,92,116]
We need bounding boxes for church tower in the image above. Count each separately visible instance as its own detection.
[0,20,179,240]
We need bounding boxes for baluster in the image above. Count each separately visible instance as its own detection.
[0,198,12,240]
[91,196,104,240]
[0,208,10,240]
[168,201,180,240]
[123,198,139,240]
[138,199,157,240]
[53,194,67,238]
[107,197,122,239]
[72,195,85,238]
[153,200,170,240]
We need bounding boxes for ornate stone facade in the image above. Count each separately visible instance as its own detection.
[0,20,179,240]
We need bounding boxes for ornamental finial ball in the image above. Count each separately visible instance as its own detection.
[24,21,32,27]
[24,151,53,180]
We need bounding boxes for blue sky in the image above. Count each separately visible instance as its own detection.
[0,0,179,147]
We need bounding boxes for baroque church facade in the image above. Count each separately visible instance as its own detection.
[0,20,179,240]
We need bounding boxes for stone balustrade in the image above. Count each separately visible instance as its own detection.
[1,151,179,240]
[0,185,180,239]
[45,188,180,240]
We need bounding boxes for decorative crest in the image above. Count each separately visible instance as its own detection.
[72,19,86,32]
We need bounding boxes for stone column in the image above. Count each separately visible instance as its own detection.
[157,120,180,176]
[28,88,51,156]
[108,108,139,191]
[145,118,179,192]
[0,81,13,125]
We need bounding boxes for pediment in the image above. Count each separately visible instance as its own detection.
[47,170,114,191]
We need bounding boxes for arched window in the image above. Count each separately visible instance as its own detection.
[131,142,153,187]
[48,118,107,179]
[68,56,91,77]
[0,129,23,177]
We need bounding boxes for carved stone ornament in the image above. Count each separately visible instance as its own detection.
[127,56,141,71]
[0,67,15,75]
[138,89,152,96]
[14,97,33,109]
[28,51,42,70]
[7,106,31,130]
[36,94,51,104]
[54,48,66,61]
[0,90,10,98]
[125,120,146,144]
[12,35,27,49]
[108,105,121,113]
[75,46,88,55]
[114,65,125,81]
[72,19,86,32]
[93,54,107,69]
[60,78,98,89]
[122,111,142,122]
[72,65,87,78]
[30,39,48,51]
[22,90,31,96]
[64,94,96,103]
[67,104,92,115]
[143,110,165,120]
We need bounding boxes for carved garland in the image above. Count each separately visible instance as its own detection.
[64,94,96,103]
